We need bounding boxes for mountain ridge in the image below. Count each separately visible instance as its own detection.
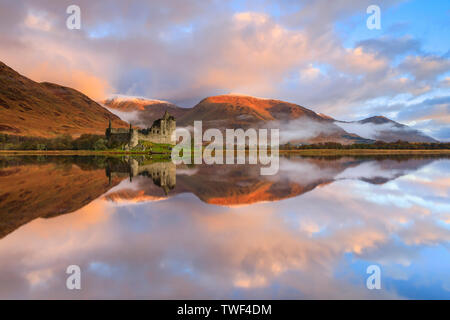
[104,94,437,143]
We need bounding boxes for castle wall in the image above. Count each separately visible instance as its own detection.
[130,130,139,148]
[138,132,174,145]
[106,111,176,148]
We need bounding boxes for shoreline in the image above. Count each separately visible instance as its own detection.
[278,149,450,156]
[0,150,161,156]
[1,149,450,156]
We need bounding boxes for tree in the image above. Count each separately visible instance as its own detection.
[93,139,107,151]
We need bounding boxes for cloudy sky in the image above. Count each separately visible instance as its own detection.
[0,0,449,140]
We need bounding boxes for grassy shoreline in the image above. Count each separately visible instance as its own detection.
[1,149,450,156]
[0,150,159,156]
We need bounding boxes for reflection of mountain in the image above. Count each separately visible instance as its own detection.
[105,156,441,206]
[0,157,123,239]
[182,158,438,205]
[0,155,444,238]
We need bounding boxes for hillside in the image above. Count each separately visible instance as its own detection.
[0,61,128,138]
[178,94,368,144]
[178,94,327,126]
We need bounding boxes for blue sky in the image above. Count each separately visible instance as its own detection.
[338,0,450,54]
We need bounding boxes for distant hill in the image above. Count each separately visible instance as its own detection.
[336,116,437,143]
[178,94,328,125]
[102,96,189,128]
[106,94,370,145]
[0,61,127,137]
[100,94,439,144]
[179,94,373,144]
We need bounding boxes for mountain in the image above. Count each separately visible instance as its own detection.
[177,94,369,144]
[102,93,436,144]
[0,61,127,137]
[335,116,437,143]
[178,94,329,126]
[0,155,440,237]
[102,96,189,128]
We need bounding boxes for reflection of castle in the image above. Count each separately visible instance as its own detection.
[106,111,176,148]
[106,158,176,195]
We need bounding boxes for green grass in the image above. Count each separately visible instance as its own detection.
[136,141,173,153]
[104,141,173,154]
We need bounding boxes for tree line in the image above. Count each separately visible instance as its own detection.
[0,133,123,150]
[1,133,449,151]
[282,140,450,150]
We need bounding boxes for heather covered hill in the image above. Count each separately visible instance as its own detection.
[178,94,329,126]
[177,94,369,144]
[0,62,128,138]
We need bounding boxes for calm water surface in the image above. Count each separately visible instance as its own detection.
[0,155,449,299]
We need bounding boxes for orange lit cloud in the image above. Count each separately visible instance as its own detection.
[27,62,110,100]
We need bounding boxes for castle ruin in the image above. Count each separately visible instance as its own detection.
[106,111,176,148]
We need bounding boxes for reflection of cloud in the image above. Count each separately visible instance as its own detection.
[0,159,448,299]
[276,157,341,185]
[336,161,407,181]
[176,168,199,176]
